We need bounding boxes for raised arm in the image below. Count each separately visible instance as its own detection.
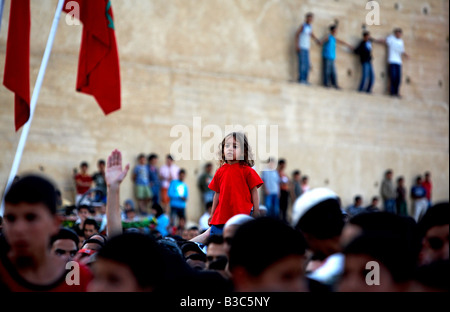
[105,149,130,238]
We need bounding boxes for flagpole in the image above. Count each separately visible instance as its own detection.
[0,0,65,216]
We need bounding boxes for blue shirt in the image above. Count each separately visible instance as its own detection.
[155,214,170,237]
[133,165,149,185]
[168,180,188,209]
[261,170,280,195]
[322,34,336,60]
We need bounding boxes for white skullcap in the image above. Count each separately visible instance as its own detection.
[259,205,268,212]
[291,188,338,227]
[225,214,254,228]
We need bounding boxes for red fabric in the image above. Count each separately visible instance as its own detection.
[63,0,121,115]
[208,163,263,225]
[0,256,93,292]
[75,173,93,195]
[3,0,31,131]
[421,181,432,200]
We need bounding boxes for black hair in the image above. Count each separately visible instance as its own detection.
[418,202,449,237]
[97,159,105,165]
[83,218,100,231]
[137,153,146,160]
[96,232,166,290]
[78,204,91,211]
[148,153,158,161]
[295,198,345,239]
[206,234,224,246]
[354,195,362,202]
[5,174,57,215]
[152,203,164,218]
[346,212,421,282]
[80,161,88,168]
[293,170,301,176]
[278,159,286,166]
[50,227,79,247]
[166,154,174,161]
[180,241,204,257]
[229,217,306,277]
[205,201,213,210]
[330,25,337,32]
[179,169,186,175]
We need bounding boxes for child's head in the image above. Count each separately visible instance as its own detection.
[80,161,89,174]
[178,169,186,181]
[305,12,314,23]
[293,170,301,181]
[219,132,254,167]
[137,154,146,165]
[329,24,337,35]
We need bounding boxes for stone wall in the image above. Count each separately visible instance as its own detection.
[1,0,448,222]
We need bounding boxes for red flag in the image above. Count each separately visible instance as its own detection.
[3,0,31,131]
[63,0,121,115]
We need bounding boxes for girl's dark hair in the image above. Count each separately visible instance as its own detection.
[218,132,254,167]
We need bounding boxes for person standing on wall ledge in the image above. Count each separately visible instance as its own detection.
[319,24,353,90]
[295,12,321,85]
[376,28,410,98]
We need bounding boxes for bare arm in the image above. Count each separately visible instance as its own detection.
[251,186,260,217]
[208,192,219,226]
[190,227,211,244]
[105,149,130,238]
[336,38,353,50]
[311,32,321,45]
[295,25,303,52]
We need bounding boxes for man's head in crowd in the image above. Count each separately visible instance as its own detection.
[206,235,228,272]
[50,228,79,262]
[418,202,449,266]
[338,213,420,292]
[3,175,61,262]
[83,218,100,240]
[292,188,345,260]
[87,232,166,292]
[229,217,307,292]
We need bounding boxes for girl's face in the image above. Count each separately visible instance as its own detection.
[224,136,243,162]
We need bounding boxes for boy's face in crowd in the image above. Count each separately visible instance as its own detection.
[138,157,146,165]
[3,202,60,258]
[150,157,158,166]
[338,254,398,292]
[52,239,78,262]
[306,15,313,24]
[235,255,307,292]
[78,208,90,221]
[84,224,98,239]
[80,164,88,174]
[179,172,186,181]
[419,225,449,266]
[88,258,144,292]
[98,162,105,173]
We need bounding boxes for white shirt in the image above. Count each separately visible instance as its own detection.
[159,163,180,189]
[386,34,405,65]
[299,23,312,50]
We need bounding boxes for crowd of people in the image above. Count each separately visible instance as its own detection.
[295,12,409,97]
[0,132,447,293]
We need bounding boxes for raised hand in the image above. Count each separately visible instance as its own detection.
[106,149,130,189]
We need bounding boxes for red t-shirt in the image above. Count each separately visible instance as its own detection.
[421,181,432,200]
[0,254,93,292]
[208,163,263,225]
[75,173,93,195]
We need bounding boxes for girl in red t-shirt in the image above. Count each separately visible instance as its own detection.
[208,132,263,236]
